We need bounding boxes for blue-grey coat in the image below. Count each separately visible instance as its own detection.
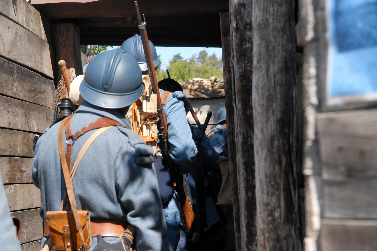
[161,90,197,172]
[32,101,169,251]
[209,125,228,158]
[0,172,21,251]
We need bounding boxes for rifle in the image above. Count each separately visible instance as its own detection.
[134,1,196,234]
[134,1,169,168]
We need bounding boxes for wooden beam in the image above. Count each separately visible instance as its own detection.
[5,184,40,211]
[0,0,50,42]
[53,23,82,85]
[0,15,54,79]
[229,1,258,249]
[1,157,34,184]
[0,95,54,133]
[80,26,221,36]
[320,220,377,251]
[80,34,222,47]
[220,10,241,251]
[11,209,43,245]
[252,0,303,250]
[0,129,37,157]
[32,0,229,19]
[72,15,221,28]
[0,57,55,108]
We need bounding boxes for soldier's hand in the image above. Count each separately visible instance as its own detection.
[188,231,199,243]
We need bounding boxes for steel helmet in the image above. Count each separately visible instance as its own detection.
[121,34,160,72]
[79,48,144,109]
[216,106,226,124]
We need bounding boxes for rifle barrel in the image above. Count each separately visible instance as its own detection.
[134,1,168,136]
[197,111,212,145]
[189,103,201,127]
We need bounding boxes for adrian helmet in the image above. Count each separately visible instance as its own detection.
[121,34,160,72]
[216,106,226,124]
[79,48,144,109]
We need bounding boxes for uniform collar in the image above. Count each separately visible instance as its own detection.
[75,101,132,129]
[215,124,227,131]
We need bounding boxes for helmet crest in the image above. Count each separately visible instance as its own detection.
[102,48,123,91]
[133,34,144,62]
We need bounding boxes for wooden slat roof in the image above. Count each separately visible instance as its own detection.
[32,0,229,47]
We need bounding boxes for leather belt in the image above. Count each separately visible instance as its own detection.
[44,220,129,237]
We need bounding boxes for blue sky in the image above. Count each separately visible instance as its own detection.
[156,47,222,70]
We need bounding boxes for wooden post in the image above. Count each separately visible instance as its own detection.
[228,0,257,249]
[220,12,238,250]
[53,23,82,86]
[252,0,303,250]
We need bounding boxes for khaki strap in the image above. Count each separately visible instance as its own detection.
[58,117,87,249]
[207,130,215,138]
[160,91,172,105]
[59,126,114,211]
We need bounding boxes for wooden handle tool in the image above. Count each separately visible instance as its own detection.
[58,60,71,94]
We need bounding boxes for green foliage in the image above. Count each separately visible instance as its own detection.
[155,50,223,83]
[81,45,111,56]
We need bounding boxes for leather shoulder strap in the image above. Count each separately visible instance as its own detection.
[71,117,123,140]
[59,126,114,211]
[58,117,86,247]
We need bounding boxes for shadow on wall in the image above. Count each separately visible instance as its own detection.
[181,76,224,90]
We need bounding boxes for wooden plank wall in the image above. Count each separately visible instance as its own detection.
[299,0,377,249]
[317,110,377,251]
[0,1,55,250]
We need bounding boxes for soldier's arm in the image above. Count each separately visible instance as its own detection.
[209,130,227,156]
[115,139,168,251]
[163,91,197,171]
[192,126,219,169]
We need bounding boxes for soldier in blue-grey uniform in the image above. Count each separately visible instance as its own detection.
[32,49,168,251]
[0,171,22,251]
[209,106,228,158]
[122,35,198,251]
[206,106,229,251]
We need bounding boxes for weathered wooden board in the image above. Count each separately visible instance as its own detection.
[53,23,83,83]
[1,157,34,184]
[317,110,377,180]
[321,220,377,251]
[0,95,53,133]
[11,208,42,244]
[0,15,54,78]
[5,184,40,211]
[0,129,37,157]
[324,178,377,219]
[0,57,55,108]
[21,240,42,251]
[186,98,225,125]
[252,0,302,249]
[0,0,49,42]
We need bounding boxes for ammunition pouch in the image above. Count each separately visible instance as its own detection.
[46,211,91,251]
